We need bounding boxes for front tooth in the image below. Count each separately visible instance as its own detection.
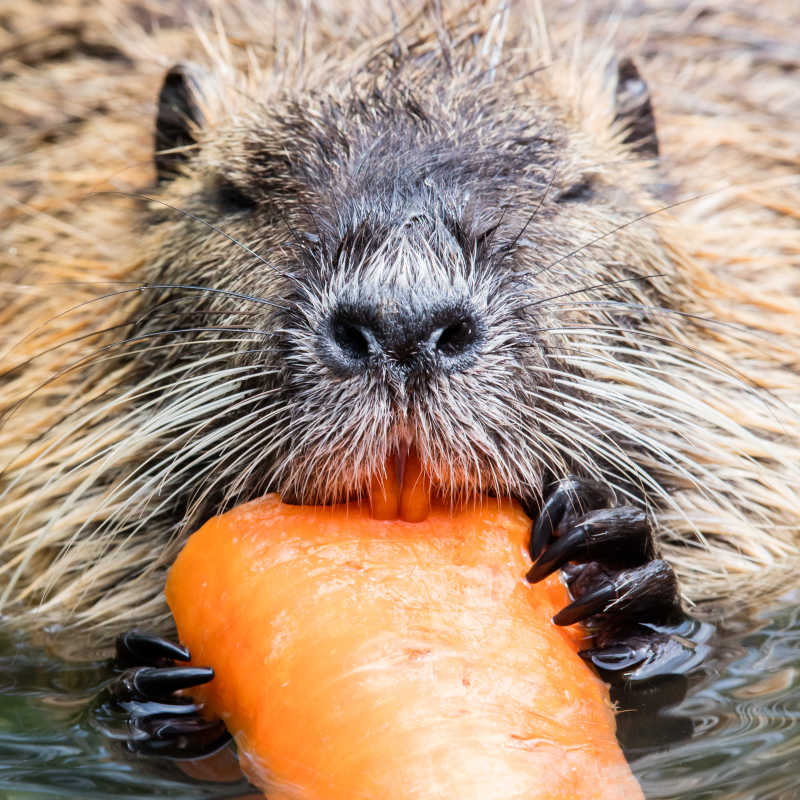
[399,449,432,523]
[369,456,400,520]
[395,444,409,489]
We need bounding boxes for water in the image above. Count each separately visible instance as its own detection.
[630,598,800,800]
[0,634,251,799]
[0,600,798,800]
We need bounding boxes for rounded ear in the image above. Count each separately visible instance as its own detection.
[613,57,659,158]
[154,64,206,182]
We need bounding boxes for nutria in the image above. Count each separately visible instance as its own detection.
[1,0,798,656]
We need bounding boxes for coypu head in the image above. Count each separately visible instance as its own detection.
[137,49,666,526]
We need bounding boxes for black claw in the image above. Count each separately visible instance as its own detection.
[115,631,190,668]
[528,477,614,560]
[131,665,215,698]
[529,490,565,561]
[553,560,680,627]
[553,582,617,625]
[527,525,588,582]
[528,506,653,584]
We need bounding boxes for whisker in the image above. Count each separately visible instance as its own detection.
[507,163,561,253]
[1,326,274,428]
[537,298,789,343]
[139,282,290,311]
[10,280,287,346]
[530,189,723,280]
[533,324,795,430]
[1,295,271,382]
[43,388,286,556]
[530,397,675,509]
[523,273,669,309]
[1,356,266,476]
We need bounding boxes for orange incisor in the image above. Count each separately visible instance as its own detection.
[369,449,432,522]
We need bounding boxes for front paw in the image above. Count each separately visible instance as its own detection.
[526,476,697,677]
[92,631,230,759]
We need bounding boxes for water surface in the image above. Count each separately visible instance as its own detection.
[0,598,797,799]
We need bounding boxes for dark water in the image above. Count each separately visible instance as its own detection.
[0,597,798,800]
[629,595,800,800]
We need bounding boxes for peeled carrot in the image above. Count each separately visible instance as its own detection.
[166,490,644,799]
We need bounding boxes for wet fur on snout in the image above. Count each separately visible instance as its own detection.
[1,0,799,642]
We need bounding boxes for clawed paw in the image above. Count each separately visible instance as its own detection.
[526,476,706,682]
[92,631,230,759]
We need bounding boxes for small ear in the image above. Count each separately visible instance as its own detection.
[613,57,659,158]
[154,64,206,182]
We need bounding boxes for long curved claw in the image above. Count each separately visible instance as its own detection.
[527,505,653,583]
[115,630,190,668]
[528,476,615,560]
[115,665,216,700]
[553,559,679,626]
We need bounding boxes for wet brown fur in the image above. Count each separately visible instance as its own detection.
[1,0,799,645]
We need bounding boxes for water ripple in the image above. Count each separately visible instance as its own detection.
[0,603,798,798]
[632,602,800,799]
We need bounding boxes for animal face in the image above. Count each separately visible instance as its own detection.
[142,51,669,523]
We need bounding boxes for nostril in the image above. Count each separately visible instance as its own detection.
[332,317,372,361]
[322,302,481,377]
[432,317,478,358]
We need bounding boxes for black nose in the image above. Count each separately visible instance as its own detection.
[323,301,483,377]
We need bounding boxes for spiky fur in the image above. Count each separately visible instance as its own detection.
[1,0,799,643]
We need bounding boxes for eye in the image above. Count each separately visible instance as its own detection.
[214,179,257,213]
[556,178,594,203]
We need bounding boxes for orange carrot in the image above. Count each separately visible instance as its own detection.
[166,493,643,799]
